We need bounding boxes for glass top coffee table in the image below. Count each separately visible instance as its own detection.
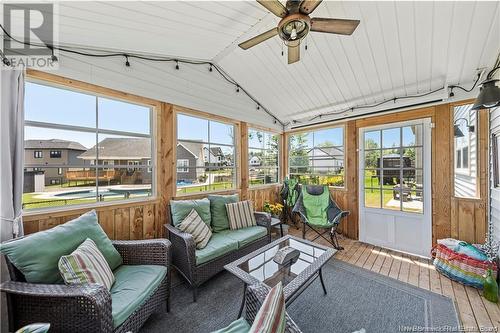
[225,235,336,317]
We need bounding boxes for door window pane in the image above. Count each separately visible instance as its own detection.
[362,123,424,214]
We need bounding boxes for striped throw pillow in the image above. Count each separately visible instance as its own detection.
[248,282,286,333]
[226,200,257,230]
[178,209,212,249]
[58,238,115,290]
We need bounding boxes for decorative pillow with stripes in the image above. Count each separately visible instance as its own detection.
[178,209,212,249]
[225,200,257,230]
[58,238,115,290]
[248,282,286,333]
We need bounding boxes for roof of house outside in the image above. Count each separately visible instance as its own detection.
[308,146,344,158]
[178,141,203,159]
[25,139,87,151]
[78,138,151,160]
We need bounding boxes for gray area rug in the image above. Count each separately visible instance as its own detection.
[142,259,460,333]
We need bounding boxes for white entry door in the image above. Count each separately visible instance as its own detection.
[358,118,432,257]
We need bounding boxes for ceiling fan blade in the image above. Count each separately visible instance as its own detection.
[238,28,278,50]
[300,0,323,14]
[288,43,300,64]
[257,0,288,18]
[310,18,360,35]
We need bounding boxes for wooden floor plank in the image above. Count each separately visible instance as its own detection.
[418,258,431,290]
[388,251,403,280]
[287,228,499,330]
[465,286,494,329]
[452,281,479,331]
[362,246,381,270]
[379,249,394,276]
[397,253,411,284]
[371,247,388,273]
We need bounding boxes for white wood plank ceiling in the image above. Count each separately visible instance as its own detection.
[8,1,500,129]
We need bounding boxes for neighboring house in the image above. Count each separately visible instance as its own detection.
[203,146,226,166]
[77,138,152,185]
[307,147,344,169]
[24,139,87,186]
[249,155,261,167]
[177,141,205,183]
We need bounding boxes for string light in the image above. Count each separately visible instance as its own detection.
[209,64,213,72]
[124,55,130,67]
[257,105,260,110]
[0,23,285,128]
[50,47,58,62]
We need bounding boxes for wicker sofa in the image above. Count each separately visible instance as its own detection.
[0,211,171,333]
[165,197,272,302]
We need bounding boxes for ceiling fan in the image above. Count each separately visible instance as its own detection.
[239,0,360,64]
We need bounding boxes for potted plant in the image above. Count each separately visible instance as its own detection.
[263,201,284,219]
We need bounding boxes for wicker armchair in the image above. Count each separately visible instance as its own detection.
[244,284,302,333]
[165,205,271,302]
[1,239,171,333]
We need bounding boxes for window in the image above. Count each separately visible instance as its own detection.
[493,133,500,188]
[454,104,477,197]
[248,129,279,186]
[50,150,62,158]
[147,160,152,173]
[34,151,43,158]
[362,124,424,213]
[23,81,154,211]
[176,113,236,195]
[288,126,345,187]
[177,159,189,173]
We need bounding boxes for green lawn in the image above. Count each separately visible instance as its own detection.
[176,182,235,195]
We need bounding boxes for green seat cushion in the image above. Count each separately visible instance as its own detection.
[302,186,331,228]
[111,265,167,328]
[0,210,122,284]
[218,226,267,248]
[195,233,238,265]
[208,194,239,232]
[211,318,250,333]
[171,198,211,227]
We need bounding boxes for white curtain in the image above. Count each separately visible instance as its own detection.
[0,69,25,242]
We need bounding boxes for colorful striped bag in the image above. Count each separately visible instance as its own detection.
[431,244,498,289]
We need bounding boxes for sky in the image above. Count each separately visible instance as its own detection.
[25,82,151,148]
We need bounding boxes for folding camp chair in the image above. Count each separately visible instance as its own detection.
[280,178,300,228]
[292,185,349,250]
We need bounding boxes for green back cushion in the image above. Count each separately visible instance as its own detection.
[208,194,239,232]
[302,186,330,227]
[0,210,122,284]
[170,198,211,227]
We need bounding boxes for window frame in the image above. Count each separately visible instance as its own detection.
[49,150,62,158]
[248,127,280,188]
[177,159,190,173]
[453,106,476,177]
[287,124,346,188]
[174,110,239,196]
[33,150,43,158]
[23,78,157,212]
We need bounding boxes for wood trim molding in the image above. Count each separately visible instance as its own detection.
[27,69,161,108]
